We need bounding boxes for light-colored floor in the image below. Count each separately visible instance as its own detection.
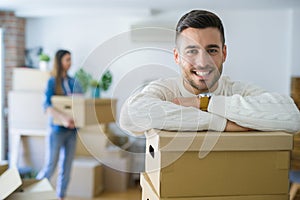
[65,187,142,200]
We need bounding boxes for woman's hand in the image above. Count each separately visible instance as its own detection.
[47,107,75,129]
[61,115,75,129]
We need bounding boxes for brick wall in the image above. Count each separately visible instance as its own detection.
[0,11,25,104]
[0,11,26,159]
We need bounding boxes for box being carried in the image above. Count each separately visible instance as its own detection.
[145,129,293,198]
[51,96,116,127]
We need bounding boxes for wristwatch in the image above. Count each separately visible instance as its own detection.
[198,93,212,111]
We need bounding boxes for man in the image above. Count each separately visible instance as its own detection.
[120,10,300,134]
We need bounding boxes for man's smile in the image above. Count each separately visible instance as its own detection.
[191,69,212,80]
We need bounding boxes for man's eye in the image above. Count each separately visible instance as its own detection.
[186,49,198,55]
[207,49,218,54]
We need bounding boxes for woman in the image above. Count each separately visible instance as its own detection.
[37,49,82,200]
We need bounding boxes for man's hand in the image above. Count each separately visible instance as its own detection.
[225,120,253,132]
[173,97,253,132]
[172,97,199,109]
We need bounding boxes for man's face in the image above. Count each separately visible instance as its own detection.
[174,27,227,94]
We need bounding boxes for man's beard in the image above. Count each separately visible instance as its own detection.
[183,65,222,93]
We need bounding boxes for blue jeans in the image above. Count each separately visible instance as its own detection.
[37,128,77,198]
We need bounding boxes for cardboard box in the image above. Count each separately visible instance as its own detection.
[75,125,109,156]
[8,91,47,129]
[51,96,116,127]
[0,168,56,200]
[102,156,130,192]
[66,157,103,198]
[145,129,292,198]
[291,132,300,170]
[140,173,288,200]
[12,68,50,91]
[0,160,8,175]
[293,133,300,150]
[75,125,126,158]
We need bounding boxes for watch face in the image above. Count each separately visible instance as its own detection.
[198,93,212,98]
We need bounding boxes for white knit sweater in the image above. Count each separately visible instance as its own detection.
[120,76,300,134]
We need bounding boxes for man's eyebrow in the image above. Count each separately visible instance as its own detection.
[184,45,200,49]
[207,44,221,49]
[184,44,221,50]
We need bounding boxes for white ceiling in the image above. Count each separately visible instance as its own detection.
[0,0,299,18]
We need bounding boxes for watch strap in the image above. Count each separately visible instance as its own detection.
[198,93,212,111]
[199,96,210,111]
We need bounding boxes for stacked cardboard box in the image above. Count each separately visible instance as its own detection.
[291,77,300,109]
[66,157,104,198]
[141,129,293,200]
[75,125,131,192]
[8,68,50,169]
[291,132,300,170]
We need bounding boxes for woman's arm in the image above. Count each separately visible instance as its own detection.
[44,77,75,129]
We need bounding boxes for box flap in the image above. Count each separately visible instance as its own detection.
[0,168,22,199]
[6,178,56,200]
[6,191,57,200]
[141,173,159,197]
[146,129,293,151]
[22,178,54,192]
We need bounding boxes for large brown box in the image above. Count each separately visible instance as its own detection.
[291,132,300,170]
[51,96,116,127]
[66,157,103,198]
[145,129,292,198]
[291,77,300,109]
[140,173,288,200]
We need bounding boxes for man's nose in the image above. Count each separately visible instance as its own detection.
[194,50,211,68]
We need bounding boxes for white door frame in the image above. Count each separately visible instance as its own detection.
[0,28,5,160]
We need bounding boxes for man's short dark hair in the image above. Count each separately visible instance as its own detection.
[175,10,225,46]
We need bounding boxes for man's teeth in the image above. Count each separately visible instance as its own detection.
[195,71,209,76]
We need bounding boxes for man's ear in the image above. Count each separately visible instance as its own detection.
[174,47,180,64]
[222,44,227,63]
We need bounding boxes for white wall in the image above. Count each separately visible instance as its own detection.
[26,16,137,74]
[26,7,298,111]
[219,9,292,93]
[291,8,300,76]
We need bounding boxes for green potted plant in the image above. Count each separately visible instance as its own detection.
[75,68,93,93]
[75,68,113,98]
[39,53,50,71]
[90,71,113,98]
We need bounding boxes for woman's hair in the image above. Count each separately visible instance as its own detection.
[175,10,225,46]
[51,49,71,95]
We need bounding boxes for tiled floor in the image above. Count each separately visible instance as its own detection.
[65,187,142,200]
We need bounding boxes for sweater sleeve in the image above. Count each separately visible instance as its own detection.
[208,82,300,133]
[119,80,227,134]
